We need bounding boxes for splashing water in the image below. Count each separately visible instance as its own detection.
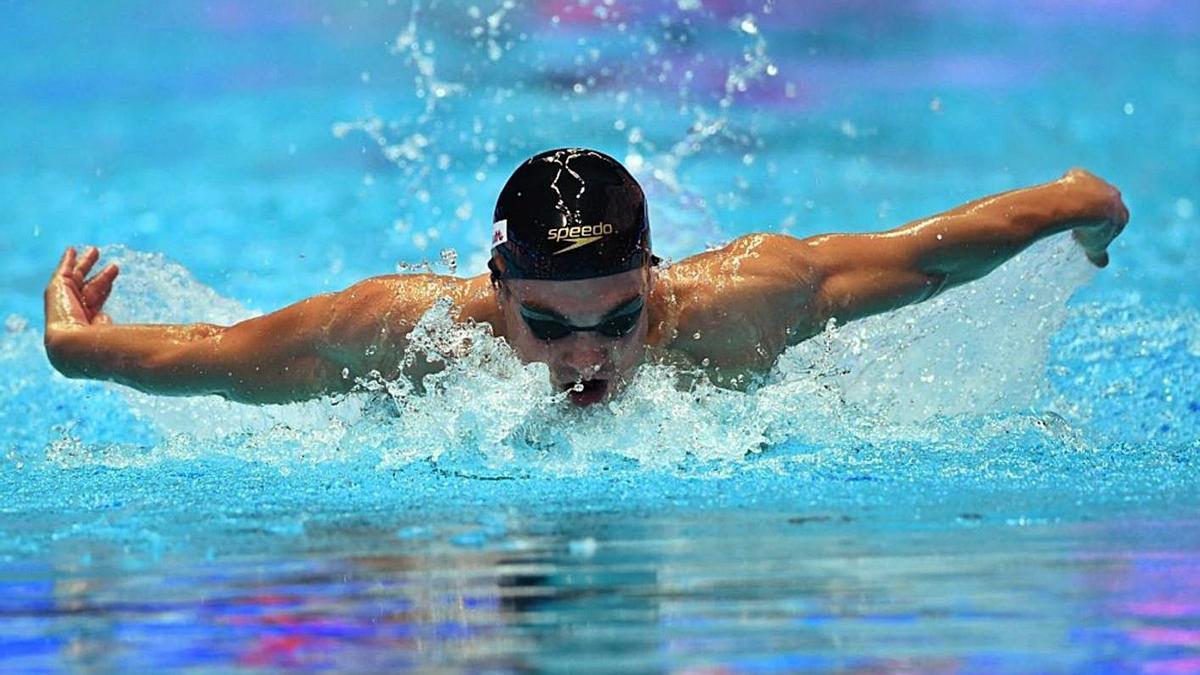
[12,235,1116,480]
[332,0,790,272]
[2,3,1196,528]
[6,233,1195,556]
[4,2,1200,670]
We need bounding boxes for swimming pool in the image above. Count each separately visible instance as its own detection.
[2,0,1198,670]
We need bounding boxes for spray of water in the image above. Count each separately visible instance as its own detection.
[14,234,1114,480]
[4,2,1195,516]
[332,1,792,273]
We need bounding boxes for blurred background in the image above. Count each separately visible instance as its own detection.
[2,0,1196,316]
[2,3,1199,670]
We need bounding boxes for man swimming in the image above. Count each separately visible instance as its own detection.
[44,148,1128,406]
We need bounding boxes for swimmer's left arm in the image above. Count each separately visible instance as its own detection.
[663,170,1127,375]
[788,168,1128,330]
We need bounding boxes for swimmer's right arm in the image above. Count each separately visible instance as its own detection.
[44,247,489,404]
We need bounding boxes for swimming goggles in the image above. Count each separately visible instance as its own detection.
[519,296,644,341]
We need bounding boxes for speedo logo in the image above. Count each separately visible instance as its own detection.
[547,222,614,255]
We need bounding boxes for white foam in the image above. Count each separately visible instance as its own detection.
[784,236,1096,425]
[52,238,1099,475]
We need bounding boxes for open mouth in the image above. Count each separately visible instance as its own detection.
[564,378,609,406]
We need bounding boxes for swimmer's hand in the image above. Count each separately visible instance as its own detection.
[1063,168,1129,268]
[704,168,1134,356]
[44,246,119,331]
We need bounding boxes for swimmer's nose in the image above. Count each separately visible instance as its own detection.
[558,334,609,377]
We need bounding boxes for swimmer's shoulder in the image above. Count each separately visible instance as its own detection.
[651,232,820,319]
[330,272,501,332]
[648,233,824,366]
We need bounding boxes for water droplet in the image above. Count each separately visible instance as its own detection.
[1175,198,1194,220]
[440,248,459,273]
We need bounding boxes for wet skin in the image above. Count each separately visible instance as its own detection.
[44,169,1129,406]
[495,269,653,406]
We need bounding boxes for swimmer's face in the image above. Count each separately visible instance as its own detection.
[498,267,651,407]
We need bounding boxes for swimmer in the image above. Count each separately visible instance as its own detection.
[44,148,1128,406]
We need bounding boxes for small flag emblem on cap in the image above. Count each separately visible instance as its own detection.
[491,219,508,249]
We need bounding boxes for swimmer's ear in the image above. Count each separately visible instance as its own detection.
[492,277,511,301]
[487,258,503,289]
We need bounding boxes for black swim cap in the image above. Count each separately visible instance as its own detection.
[490,148,657,281]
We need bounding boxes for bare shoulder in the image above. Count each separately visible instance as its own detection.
[334,273,470,308]
[317,273,495,355]
[651,233,823,371]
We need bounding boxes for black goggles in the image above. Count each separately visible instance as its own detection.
[518,296,645,341]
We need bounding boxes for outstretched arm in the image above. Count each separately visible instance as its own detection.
[796,168,1128,327]
[44,247,493,404]
[666,169,1128,372]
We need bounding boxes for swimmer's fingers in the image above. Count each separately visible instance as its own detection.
[52,247,77,283]
[1083,244,1109,268]
[1071,223,1114,268]
[45,247,89,327]
[81,263,119,316]
[72,246,100,288]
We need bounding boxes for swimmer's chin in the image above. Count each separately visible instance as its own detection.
[562,378,613,407]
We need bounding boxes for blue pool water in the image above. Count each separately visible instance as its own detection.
[2,0,1199,670]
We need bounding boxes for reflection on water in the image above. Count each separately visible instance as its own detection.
[3,511,1197,671]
